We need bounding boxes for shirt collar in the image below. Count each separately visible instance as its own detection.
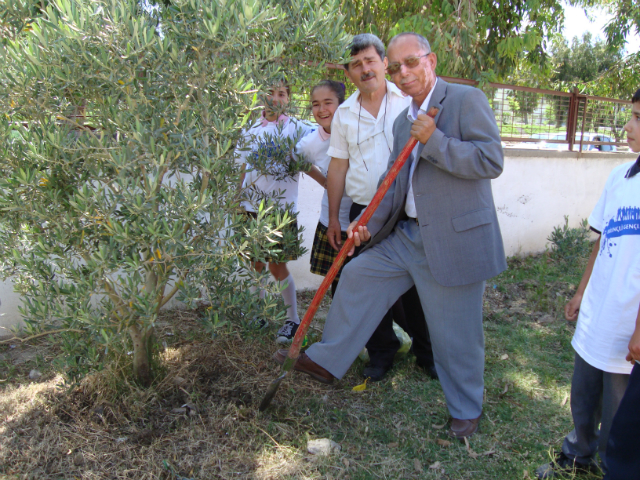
[341,79,407,114]
[407,78,438,122]
[317,127,331,141]
[625,155,640,178]
[260,110,289,127]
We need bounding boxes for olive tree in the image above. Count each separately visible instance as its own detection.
[0,0,348,385]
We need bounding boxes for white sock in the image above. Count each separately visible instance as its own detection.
[279,274,300,324]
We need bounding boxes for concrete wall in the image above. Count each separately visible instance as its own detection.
[288,148,636,288]
[1,149,636,332]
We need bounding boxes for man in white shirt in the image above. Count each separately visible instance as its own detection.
[325,34,435,381]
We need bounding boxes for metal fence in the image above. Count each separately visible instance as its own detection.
[306,65,632,153]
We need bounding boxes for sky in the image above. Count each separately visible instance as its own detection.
[562,2,640,54]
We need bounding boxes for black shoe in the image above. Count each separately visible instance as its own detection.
[415,358,438,380]
[535,452,599,479]
[363,363,392,381]
[276,320,299,344]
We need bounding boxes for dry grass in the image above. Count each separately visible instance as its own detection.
[0,253,605,479]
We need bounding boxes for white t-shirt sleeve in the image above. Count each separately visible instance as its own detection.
[235,128,253,166]
[326,110,349,159]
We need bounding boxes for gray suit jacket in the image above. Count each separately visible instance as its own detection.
[364,79,507,287]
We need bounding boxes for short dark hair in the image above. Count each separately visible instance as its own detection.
[633,88,640,104]
[388,32,431,54]
[311,80,346,105]
[344,33,385,70]
[268,80,290,97]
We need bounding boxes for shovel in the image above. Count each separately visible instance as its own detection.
[258,107,439,411]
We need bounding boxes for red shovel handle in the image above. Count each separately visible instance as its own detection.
[286,107,439,360]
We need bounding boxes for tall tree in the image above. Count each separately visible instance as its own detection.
[570,0,640,51]
[340,0,565,80]
[550,32,623,86]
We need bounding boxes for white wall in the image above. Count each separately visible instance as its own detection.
[1,149,636,334]
[493,149,635,256]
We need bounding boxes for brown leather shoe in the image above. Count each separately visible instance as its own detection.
[273,349,334,385]
[449,415,481,439]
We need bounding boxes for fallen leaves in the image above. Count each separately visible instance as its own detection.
[414,458,422,472]
[436,438,452,448]
[352,378,368,392]
[464,437,479,459]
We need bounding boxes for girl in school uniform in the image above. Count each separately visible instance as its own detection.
[295,80,352,298]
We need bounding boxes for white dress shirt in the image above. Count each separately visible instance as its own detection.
[327,80,411,206]
[295,128,353,230]
[405,78,438,218]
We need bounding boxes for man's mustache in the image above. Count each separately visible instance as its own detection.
[360,71,376,82]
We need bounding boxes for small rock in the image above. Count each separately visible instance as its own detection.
[29,369,42,380]
[500,354,509,360]
[538,314,554,325]
[307,438,341,456]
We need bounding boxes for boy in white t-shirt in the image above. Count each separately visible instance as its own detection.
[537,89,640,479]
[236,83,323,343]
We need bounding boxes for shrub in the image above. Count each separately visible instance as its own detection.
[547,216,592,265]
[0,0,348,385]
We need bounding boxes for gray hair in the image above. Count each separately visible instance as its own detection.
[388,32,431,54]
[344,33,385,69]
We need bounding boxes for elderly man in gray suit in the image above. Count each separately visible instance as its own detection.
[275,32,506,439]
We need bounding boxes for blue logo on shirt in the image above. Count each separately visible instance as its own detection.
[600,207,640,257]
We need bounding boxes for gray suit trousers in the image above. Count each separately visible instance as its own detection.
[306,219,485,419]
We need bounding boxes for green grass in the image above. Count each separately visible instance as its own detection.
[0,246,602,479]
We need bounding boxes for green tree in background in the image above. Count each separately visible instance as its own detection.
[548,31,634,137]
[570,0,640,51]
[0,0,348,386]
[340,0,565,80]
[550,32,622,86]
[562,1,640,100]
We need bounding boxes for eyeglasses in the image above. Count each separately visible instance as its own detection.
[387,54,430,76]
[357,94,391,171]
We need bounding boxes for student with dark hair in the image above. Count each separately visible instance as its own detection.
[236,82,324,343]
[536,87,640,479]
[601,88,640,480]
[295,80,352,297]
